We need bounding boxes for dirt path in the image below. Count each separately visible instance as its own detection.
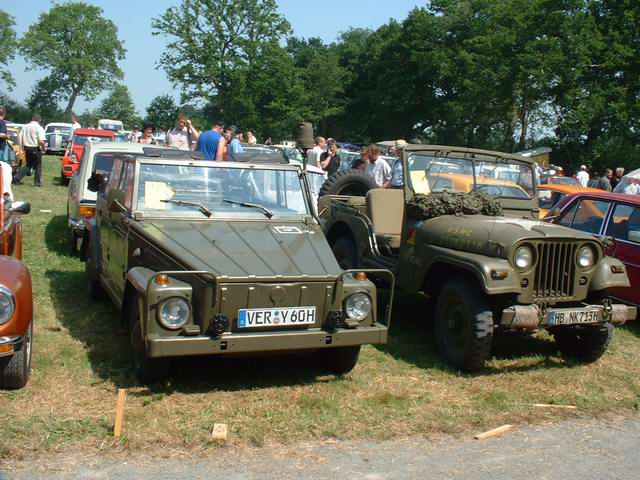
[5,416,640,479]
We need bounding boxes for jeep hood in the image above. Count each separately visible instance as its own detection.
[137,220,341,281]
[418,214,600,258]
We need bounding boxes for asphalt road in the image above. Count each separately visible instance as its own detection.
[5,417,640,479]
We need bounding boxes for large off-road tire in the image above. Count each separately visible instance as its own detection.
[331,237,358,270]
[318,346,361,375]
[129,296,170,383]
[0,321,32,390]
[85,235,105,301]
[319,169,376,197]
[434,277,493,371]
[553,323,613,363]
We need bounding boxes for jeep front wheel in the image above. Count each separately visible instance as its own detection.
[553,323,613,363]
[434,277,493,371]
[129,295,170,383]
[0,321,32,390]
[318,346,361,375]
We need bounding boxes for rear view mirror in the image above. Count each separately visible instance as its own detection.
[10,201,30,215]
[87,172,107,193]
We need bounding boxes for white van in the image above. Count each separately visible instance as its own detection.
[97,119,124,133]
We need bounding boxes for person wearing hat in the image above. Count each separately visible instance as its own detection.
[226,125,244,161]
[138,123,157,145]
[576,164,589,188]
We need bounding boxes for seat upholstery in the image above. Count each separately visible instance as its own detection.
[366,189,404,249]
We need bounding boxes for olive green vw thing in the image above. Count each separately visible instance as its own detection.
[320,145,635,371]
[81,147,390,382]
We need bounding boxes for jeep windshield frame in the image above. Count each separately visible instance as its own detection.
[129,158,312,220]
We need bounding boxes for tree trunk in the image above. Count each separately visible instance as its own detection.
[64,88,81,115]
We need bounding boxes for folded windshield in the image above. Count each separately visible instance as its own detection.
[136,163,308,217]
[407,153,535,199]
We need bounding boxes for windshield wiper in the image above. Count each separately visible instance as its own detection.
[223,199,273,218]
[160,199,213,217]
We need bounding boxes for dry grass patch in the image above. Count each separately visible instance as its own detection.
[2,157,640,461]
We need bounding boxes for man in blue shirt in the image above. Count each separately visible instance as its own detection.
[226,125,244,161]
[197,120,226,160]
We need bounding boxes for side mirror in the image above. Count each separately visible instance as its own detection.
[10,201,31,215]
[603,236,617,256]
[87,172,107,193]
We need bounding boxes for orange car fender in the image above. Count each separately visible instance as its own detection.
[0,256,33,338]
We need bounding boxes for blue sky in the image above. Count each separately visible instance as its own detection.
[4,0,425,115]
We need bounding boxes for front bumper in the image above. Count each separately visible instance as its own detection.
[501,303,637,330]
[146,324,388,358]
[0,335,24,358]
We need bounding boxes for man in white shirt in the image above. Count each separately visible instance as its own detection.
[166,113,200,151]
[308,136,326,169]
[16,114,46,187]
[576,165,589,188]
[366,144,392,188]
[624,179,640,195]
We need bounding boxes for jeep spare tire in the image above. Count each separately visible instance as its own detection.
[319,169,377,197]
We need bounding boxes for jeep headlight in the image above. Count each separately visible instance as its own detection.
[0,285,15,325]
[514,245,533,269]
[578,246,595,268]
[344,292,372,321]
[157,297,190,330]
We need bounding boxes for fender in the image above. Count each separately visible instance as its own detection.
[590,256,630,291]
[80,217,99,263]
[411,243,522,295]
[0,256,33,338]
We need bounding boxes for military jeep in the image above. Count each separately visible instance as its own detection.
[81,147,390,382]
[320,145,635,371]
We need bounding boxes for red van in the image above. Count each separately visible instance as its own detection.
[60,128,115,185]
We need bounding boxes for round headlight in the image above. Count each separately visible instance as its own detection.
[578,246,595,268]
[514,246,533,269]
[344,293,372,321]
[0,286,15,325]
[158,297,190,330]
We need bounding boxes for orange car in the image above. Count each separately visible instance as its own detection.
[0,166,33,389]
[537,183,601,218]
[428,172,531,198]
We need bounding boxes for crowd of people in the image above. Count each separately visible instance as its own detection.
[574,165,640,195]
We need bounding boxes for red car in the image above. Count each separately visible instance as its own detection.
[545,191,640,310]
[60,128,115,185]
[0,167,33,389]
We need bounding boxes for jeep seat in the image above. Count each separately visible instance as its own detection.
[365,189,404,249]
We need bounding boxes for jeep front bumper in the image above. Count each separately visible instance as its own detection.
[145,324,389,358]
[501,303,637,330]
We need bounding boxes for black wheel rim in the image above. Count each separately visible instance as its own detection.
[443,302,469,349]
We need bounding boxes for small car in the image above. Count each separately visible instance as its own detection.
[0,166,33,390]
[545,190,640,311]
[60,128,116,185]
[540,175,581,187]
[67,142,149,251]
[44,122,73,154]
[537,183,601,218]
[81,147,391,383]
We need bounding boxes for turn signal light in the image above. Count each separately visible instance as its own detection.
[491,269,509,280]
[354,272,368,281]
[0,344,14,354]
[79,206,96,218]
[611,265,625,274]
[154,274,170,286]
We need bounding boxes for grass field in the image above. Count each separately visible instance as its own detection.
[2,155,640,460]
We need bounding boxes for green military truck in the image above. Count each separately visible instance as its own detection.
[81,147,391,382]
[319,145,635,371]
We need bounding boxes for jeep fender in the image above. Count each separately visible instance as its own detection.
[80,218,99,263]
[413,244,522,296]
[325,216,374,262]
[125,267,157,330]
[590,256,630,291]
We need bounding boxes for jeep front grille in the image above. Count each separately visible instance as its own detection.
[533,242,576,301]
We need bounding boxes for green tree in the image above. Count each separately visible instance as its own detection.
[145,94,179,130]
[0,10,17,90]
[26,77,64,124]
[99,84,137,127]
[20,2,126,114]
[0,95,30,123]
[152,0,290,106]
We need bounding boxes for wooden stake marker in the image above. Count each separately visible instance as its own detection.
[114,389,127,439]
[474,424,514,440]
[211,423,228,441]
[533,403,577,410]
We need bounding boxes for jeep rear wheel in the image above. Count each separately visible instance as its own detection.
[0,321,32,390]
[318,346,361,375]
[128,295,170,383]
[434,277,493,371]
[331,237,358,270]
[553,323,613,363]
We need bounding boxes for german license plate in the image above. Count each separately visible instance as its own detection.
[548,308,601,326]
[237,306,316,328]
